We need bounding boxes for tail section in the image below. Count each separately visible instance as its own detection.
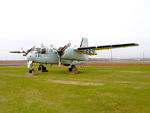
[80,37,88,47]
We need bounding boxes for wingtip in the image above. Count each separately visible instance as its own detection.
[135,43,139,46]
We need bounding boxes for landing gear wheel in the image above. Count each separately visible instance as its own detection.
[29,69,35,73]
[68,65,75,72]
[42,66,48,72]
[72,66,78,73]
[68,65,79,74]
[38,65,48,72]
[38,65,42,71]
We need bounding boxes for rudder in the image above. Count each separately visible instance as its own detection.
[80,37,88,47]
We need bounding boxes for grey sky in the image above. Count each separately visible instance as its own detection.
[0,0,150,60]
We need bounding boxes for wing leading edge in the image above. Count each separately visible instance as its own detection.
[75,43,139,55]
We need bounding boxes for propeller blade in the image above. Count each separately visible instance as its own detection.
[58,57,61,67]
[59,42,71,54]
[33,45,36,49]
[10,45,35,56]
[67,42,71,46]
[24,45,36,56]
[10,51,25,53]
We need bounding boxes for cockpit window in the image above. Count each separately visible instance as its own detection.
[33,48,41,53]
[33,48,47,54]
[41,48,46,54]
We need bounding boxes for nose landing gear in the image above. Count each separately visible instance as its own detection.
[28,69,35,73]
[27,61,48,75]
[27,61,37,74]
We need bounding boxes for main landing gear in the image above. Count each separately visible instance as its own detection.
[68,65,79,74]
[38,65,48,72]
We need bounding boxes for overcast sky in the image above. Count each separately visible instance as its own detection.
[0,0,150,60]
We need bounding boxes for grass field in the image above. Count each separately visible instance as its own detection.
[0,65,150,113]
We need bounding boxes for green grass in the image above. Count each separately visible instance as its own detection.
[0,65,150,113]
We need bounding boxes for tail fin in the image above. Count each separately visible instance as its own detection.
[80,37,88,47]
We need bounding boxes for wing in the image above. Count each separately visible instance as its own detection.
[75,43,139,55]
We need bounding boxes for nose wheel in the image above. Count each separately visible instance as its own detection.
[28,69,35,73]
[27,61,36,74]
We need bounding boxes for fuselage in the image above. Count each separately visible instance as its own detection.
[27,47,88,65]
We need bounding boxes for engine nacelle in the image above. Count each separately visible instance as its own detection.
[61,47,88,61]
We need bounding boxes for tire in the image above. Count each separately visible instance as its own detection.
[68,68,72,72]
[68,65,76,72]
[38,66,42,71]
[29,69,35,73]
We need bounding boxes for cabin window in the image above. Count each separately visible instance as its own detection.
[41,48,46,54]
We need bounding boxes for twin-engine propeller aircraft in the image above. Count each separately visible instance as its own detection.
[10,38,139,73]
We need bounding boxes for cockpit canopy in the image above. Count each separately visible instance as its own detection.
[33,48,47,54]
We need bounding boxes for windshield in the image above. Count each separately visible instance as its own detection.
[33,48,41,53]
[32,48,47,54]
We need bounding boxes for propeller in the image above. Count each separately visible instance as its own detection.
[10,46,36,56]
[53,42,71,67]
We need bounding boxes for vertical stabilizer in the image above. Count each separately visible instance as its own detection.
[80,37,88,47]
